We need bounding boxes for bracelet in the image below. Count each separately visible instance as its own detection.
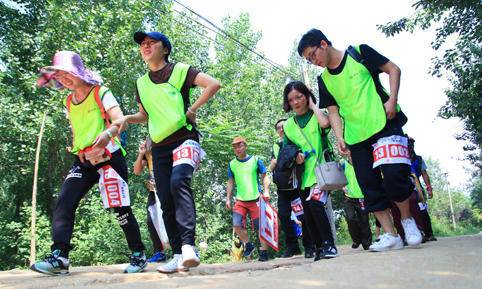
[106,129,113,138]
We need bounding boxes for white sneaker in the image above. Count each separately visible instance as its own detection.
[181,244,200,268]
[369,233,404,252]
[402,217,423,247]
[156,254,188,274]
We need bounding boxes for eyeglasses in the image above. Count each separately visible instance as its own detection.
[306,46,320,65]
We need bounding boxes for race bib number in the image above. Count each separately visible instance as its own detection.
[259,197,279,251]
[172,140,206,171]
[290,198,304,217]
[306,185,329,204]
[97,165,130,208]
[372,135,411,168]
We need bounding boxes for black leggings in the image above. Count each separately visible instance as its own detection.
[299,188,334,249]
[51,150,145,258]
[151,141,196,255]
[343,196,372,246]
[277,189,314,251]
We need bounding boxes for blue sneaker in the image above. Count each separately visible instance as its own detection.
[124,252,147,273]
[243,242,255,258]
[30,249,69,276]
[148,251,167,263]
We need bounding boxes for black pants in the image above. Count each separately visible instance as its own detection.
[343,196,372,247]
[151,141,196,254]
[146,191,163,251]
[349,118,412,212]
[51,150,145,258]
[277,189,315,251]
[299,188,334,249]
[419,207,435,238]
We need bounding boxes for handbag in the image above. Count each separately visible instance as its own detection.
[295,119,347,191]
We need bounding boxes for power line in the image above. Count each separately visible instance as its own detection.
[171,0,297,78]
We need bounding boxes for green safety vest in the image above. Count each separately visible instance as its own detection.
[272,142,281,159]
[65,86,123,155]
[137,63,192,143]
[321,45,388,145]
[343,161,364,199]
[283,114,326,189]
[230,156,260,201]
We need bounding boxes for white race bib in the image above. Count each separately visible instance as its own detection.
[172,140,206,171]
[372,135,411,168]
[290,197,304,217]
[97,165,130,208]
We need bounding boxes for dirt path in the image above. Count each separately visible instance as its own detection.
[1,234,481,289]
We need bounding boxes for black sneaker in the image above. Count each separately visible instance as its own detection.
[282,247,301,258]
[428,236,437,241]
[30,249,69,276]
[323,245,339,259]
[351,242,360,249]
[243,242,255,258]
[362,242,371,250]
[314,248,324,261]
[304,247,315,258]
[258,250,269,262]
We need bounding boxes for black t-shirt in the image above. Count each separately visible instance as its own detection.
[319,44,390,109]
[135,63,201,147]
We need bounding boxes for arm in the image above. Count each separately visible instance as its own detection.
[327,105,350,156]
[111,104,148,132]
[186,72,221,123]
[269,158,277,172]
[421,170,433,198]
[261,173,270,200]
[309,97,330,128]
[226,178,234,210]
[133,144,147,175]
[379,61,401,120]
[92,106,123,149]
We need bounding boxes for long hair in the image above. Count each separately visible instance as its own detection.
[283,81,316,112]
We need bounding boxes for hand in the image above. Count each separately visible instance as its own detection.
[92,131,111,149]
[138,142,146,155]
[337,138,350,157]
[262,191,270,201]
[186,107,197,125]
[427,186,433,199]
[112,116,128,132]
[294,219,302,226]
[296,152,305,164]
[225,199,231,210]
[308,96,317,111]
[384,99,397,120]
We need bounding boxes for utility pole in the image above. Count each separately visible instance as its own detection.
[444,173,457,229]
[30,111,47,266]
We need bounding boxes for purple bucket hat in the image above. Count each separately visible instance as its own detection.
[37,51,103,89]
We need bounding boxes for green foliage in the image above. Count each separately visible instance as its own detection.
[378,0,482,166]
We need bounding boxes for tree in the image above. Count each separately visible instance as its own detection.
[378,0,482,167]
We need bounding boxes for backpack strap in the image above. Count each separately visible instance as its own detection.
[346,45,376,75]
[93,86,111,127]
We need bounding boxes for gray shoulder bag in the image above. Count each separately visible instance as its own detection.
[295,118,347,191]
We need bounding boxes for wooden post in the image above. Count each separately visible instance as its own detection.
[30,111,47,266]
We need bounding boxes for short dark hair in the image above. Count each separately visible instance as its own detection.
[297,29,332,56]
[274,118,287,130]
[283,81,316,112]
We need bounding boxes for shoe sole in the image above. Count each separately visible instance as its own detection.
[370,244,404,252]
[124,263,147,274]
[157,267,189,274]
[30,265,69,276]
[182,258,200,268]
[323,253,339,259]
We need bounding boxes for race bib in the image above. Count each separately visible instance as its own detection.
[172,140,206,171]
[290,197,304,217]
[259,197,279,251]
[372,135,411,168]
[306,185,329,204]
[97,165,130,209]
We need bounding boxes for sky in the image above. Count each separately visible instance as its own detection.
[179,0,475,189]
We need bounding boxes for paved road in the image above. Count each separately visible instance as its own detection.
[1,234,480,289]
